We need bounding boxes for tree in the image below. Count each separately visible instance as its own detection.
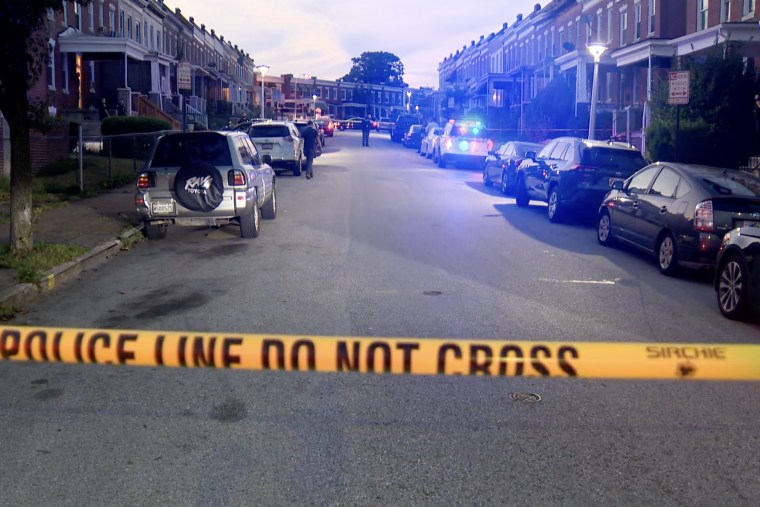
[0,1,90,254]
[645,42,757,167]
[523,78,577,140]
[342,52,406,86]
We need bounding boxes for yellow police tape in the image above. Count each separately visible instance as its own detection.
[0,325,757,380]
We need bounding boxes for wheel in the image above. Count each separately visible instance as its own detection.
[261,185,277,220]
[292,157,302,177]
[657,232,678,276]
[239,201,260,238]
[716,253,749,319]
[515,176,529,207]
[547,187,564,223]
[500,172,509,195]
[597,210,615,246]
[437,151,446,168]
[432,149,439,163]
[483,167,492,187]
[144,221,167,240]
[173,162,224,212]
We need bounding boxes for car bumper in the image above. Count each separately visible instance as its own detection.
[440,153,487,167]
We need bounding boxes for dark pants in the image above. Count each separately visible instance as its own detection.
[362,130,370,146]
[304,152,315,177]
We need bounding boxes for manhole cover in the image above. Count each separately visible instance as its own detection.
[422,290,442,296]
[510,392,541,403]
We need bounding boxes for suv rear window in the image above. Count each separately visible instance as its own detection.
[151,133,232,167]
[248,125,291,138]
[580,147,647,172]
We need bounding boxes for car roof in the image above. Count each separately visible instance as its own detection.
[550,136,641,152]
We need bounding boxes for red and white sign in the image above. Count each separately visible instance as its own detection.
[178,62,192,91]
[668,71,690,105]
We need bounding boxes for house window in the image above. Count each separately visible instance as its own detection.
[744,0,755,16]
[108,8,114,33]
[88,2,94,31]
[341,89,346,100]
[721,0,730,21]
[620,10,628,45]
[135,22,140,43]
[150,25,154,50]
[127,16,132,39]
[157,30,162,52]
[62,53,69,93]
[607,9,613,43]
[596,11,602,41]
[697,0,708,30]
[144,21,148,46]
[119,11,124,37]
[648,0,656,34]
[63,1,68,26]
[634,2,642,39]
[74,2,81,30]
[47,39,56,90]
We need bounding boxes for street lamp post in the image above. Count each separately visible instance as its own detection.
[587,42,607,140]
[257,64,269,119]
[312,94,317,118]
[406,91,412,112]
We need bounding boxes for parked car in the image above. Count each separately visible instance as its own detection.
[338,117,365,130]
[316,117,335,137]
[402,125,424,149]
[243,121,304,176]
[515,137,648,222]
[377,117,394,132]
[391,114,420,142]
[420,127,444,159]
[597,162,760,275]
[135,131,276,240]
[293,120,322,157]
[435,118,492,169]
[483,140,544,194]
[714,225,760,319]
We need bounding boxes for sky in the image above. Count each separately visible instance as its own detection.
[168,0,542,89]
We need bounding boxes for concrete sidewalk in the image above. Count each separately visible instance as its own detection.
[0,186,143,310]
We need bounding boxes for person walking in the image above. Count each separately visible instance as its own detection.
[98,98,110,121]
[361,114,372,146]
[301,119,319,179]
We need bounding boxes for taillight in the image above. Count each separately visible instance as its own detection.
[568,164,583,171]
[694,200,714,232]
[486,139,494,151]
[445,139,453,150]
[137,172,155,188]
[228,169,246,186]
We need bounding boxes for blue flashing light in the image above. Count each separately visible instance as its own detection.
[458,139,470,152]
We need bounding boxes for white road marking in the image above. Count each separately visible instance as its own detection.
[538,278,620,285]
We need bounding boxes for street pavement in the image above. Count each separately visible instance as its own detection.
[0,187,142,309]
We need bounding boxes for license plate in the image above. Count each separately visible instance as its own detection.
[262,143,273,150]
[151,200,175,215]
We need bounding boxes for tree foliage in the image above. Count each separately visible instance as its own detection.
[0,1,90,253]
[645,42,757,167]
[341,52,406,86]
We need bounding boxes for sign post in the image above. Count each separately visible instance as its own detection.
[178,61,192,132]
[669,71,690,162]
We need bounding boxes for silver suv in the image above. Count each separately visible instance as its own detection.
[244,121,304,176]
[135,131,276,239]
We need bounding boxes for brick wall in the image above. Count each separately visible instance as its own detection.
[0,120,72,176]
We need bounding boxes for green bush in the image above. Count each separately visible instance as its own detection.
[101,116,171,159]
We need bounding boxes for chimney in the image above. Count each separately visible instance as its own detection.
[189,17,194,25]
[517,14,523,22]
[175,8,181,15]
[211,29,215,36]
[503,22,508,29]
[534,3,541,12]
[201,24,205,31]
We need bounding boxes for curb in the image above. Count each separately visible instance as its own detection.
[0,226,142,311]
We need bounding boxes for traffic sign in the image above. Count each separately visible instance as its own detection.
[668,71,690,105]
[178,62,192,91]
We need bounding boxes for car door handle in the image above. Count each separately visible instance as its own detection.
[659,206,668,214]
[632,200,639,210]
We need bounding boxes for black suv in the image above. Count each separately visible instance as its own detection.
[514,137,647,222]
[391,115,420,142]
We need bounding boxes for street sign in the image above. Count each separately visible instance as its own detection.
[668,71,690,105]
[178,62,192,91]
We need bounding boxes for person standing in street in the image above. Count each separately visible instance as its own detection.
[301,120,319,179]
[361,114,372,146]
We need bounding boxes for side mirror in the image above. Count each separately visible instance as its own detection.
[525,150,537,161]
[612,180,625,191]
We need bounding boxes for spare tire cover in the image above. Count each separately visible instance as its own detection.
[173,162,225,212]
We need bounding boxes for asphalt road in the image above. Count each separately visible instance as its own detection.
[2,130,760,506]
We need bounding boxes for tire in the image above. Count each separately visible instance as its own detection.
[515,176,529,207]
[144,221,167,240]
[239,200,260,238]
[437,151,446,168]
[547,187,563,223]
[597,210,615,246]
[716,253,749,319]
[292,157,302,177]
[483,168,492,187]
[173,162,224,213]
[432,149,439,164]
[500,172,509,195]
[656,232,678,276]
[261,185,277,220]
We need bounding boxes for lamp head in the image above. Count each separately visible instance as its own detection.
[587,42,607,62]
